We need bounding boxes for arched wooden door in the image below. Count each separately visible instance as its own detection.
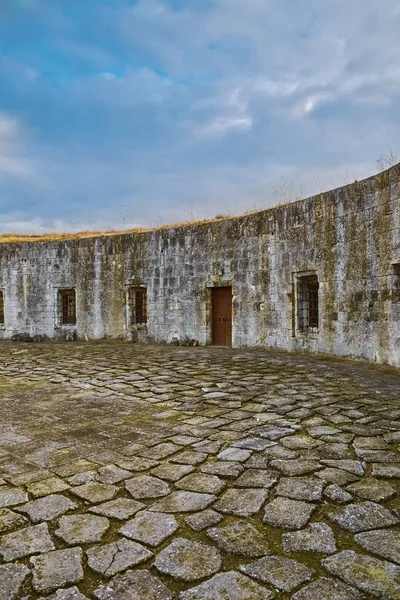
[211,287,232,346]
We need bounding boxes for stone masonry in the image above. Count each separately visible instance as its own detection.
[0,163,400,367]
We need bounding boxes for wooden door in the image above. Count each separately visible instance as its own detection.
[211,287,232,346]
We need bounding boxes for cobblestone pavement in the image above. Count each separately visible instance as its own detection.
[0,342,400,599]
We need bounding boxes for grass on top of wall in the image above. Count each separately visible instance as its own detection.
[0,197,304,245]
[0,209,271,244]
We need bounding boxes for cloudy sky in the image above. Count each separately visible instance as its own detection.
[0,0,399,234]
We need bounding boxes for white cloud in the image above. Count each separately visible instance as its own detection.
[69,68,174,107]
[195,115,252,139]
[119,0,400,119]
[0,113,35,179]
[0,0,399,231]
[191,86,253,138]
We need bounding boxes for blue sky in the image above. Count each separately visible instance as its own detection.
[0,0,399,233]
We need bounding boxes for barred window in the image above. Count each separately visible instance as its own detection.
[58,289,76,325]
[128,287,147,325]
[297,275,319,332]
[393,264,400,302]
[0,291,4,325]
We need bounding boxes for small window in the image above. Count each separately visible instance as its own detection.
[58,289,76,325]
[0,291,4,325]
[297,274,319,333]
[128,287,147,325]
[393,264,400,302]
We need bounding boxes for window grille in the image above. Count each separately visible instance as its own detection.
[0,291,4,325]
[297,275,319,332]
[58,289,76,325]
[128,287,147,325]
[393,264,400,302]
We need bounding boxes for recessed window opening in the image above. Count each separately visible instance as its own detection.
[0,291,4,325]
[128,287,147,325]
[298,274,319,333]
[393,264,400,302]
[58,289,76,325]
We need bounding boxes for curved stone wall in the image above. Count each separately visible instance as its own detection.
[0,164,399,367]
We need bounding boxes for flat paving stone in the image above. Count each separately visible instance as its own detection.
[149,491,216,513]
[27,476,70,498]
[140,442,182,460]
[176,473,226,494]
[324,484,353,504]
[193,440,224,454]
[263,497,316,530]
[0,522,55,560]
[354,436,389,450]
[217,448,251,462]
[291,577,362,600]
[89,498,145,520]
[355,450,400,463]
[6,469,52,487]
[125,475,170,499]
[319,443,353,459]
[39,588,89,600]
[71,482,118,503]
[281,435,321,450]
[171,451,208,465]
[233,437,276,451]
[200,461,244,478]
[316,468,359,486]
[86,539,153,577]
[355,529,400,565]
[276,476,324,501]
[346,478,396,502]
[252,425,296,440]
[323,550,400,599]
[98,464,132,484]
[235,468,278,488]
[169,435,202,446]
[214,488,267,516]
[94,569,174,600]
[0,487,28,508]
[372,463,400,479]
[329,501,398,533]
[184,509,222,531]
[117,457,160,472]
[0,563,30,600]
[0,507,27,532]
[55,514,110,544]
[155,538,222,581]
[308,426,339,437]
[68,471,97,486]
[2,339,400,598]
[270,459,320,476]
[282,522,337,554]
[321,459,365,476]
[179,571,275,600]
[30,547,84,593]
[202,391,228,398]
[207,521,271,556]
[16,493,77,523]
[241,555,314,592]
[263,445,298,460]
[120,511,178,546]
[55,459,98,478]
[151,463,195,482]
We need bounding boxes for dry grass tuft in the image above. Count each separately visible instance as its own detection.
[0,215,239,244]
[0,197,306,245]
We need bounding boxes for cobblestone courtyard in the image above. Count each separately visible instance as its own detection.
[0,343,400,599]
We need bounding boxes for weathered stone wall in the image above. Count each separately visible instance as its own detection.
[0,164,399,366]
